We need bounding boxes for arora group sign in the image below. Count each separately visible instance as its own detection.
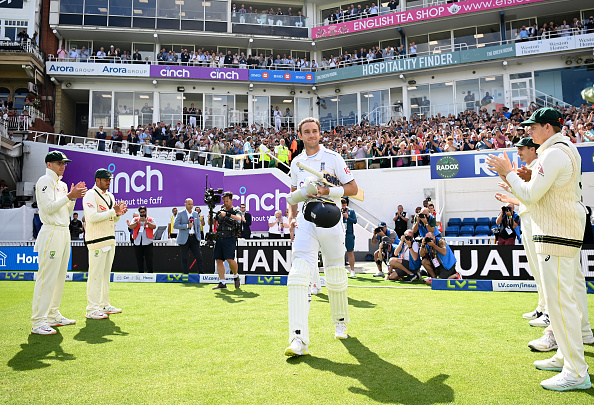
[46,62,150,77]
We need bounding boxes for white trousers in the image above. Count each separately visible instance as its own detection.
[539,250,590,378]
[86,246,116,314]
[521,214,546,312]
[31,226,71,328]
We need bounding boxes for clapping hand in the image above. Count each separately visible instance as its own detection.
[68,182,87,199]
[114,201,127,216]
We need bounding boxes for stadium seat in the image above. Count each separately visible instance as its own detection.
[462,218,476,227]
[476,217,490,227]
[459,225,475,237]
[474,225,491,236]
[445,226,460,237]
[491,217,498,228]
[448,217,461,227]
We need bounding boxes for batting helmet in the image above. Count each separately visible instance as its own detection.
[302,197,341,228]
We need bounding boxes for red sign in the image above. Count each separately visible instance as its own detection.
[262,72,269,79]
[284,73,291,80]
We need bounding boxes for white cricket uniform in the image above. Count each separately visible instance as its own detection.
[83,187,119,314]
[507,133,591,379]
[288,146,355,344]
[31,168,75,329]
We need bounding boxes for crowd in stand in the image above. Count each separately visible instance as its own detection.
[326,1,400,23]
[83,103,594,170]
[515,16,594,40]
[231,4,307,26]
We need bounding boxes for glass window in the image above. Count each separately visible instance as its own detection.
[136,92,154,126]
[14,88,29,111]
[158,0,179,19]
[454,27,476,50]
[206,1,228,21]
[204,94,234,129]
[408,34,429,56]
[92,91,113,128]
[114,92,135,128]
[429,31,452,53]
[160,93,183,126]
[429,82,455,116]
[110,0,132,16]
[294,98,311,128]
[60,0,84,14]
[85,0,109,15]
[133,0,157,17]
[252,96,269,127]
[319,96,338,132]
[479,76,504,107]
[476,24,500,46]
[408,84,429,117]
[456,79,480,113]
[360,90,389,125]
[337,93,357,127]
[0,87,10,106]
[181,0,203,20]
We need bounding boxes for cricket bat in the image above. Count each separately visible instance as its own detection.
[296,161,364,201]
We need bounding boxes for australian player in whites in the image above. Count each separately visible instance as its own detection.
[285,118,359,357]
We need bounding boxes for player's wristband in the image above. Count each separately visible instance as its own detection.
[286,188,308,205]
[327,186,344,199]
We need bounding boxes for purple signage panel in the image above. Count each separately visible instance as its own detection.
[312,0,549,39]
[149,65,249,81]
[52,148,224,209]
[222,173,290,232]
[51,148,290,231]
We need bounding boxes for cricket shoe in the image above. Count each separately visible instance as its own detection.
[311,284,320,295]
[103,306,122,314]
[31,324,57,335]
[212,282,227,290]
[405,273,420,283]
[529,313,550,328]
[583,335,594,345]
[350,270,356,278]
[528,333,557,352]
[49,316,76,327]
[285,337,309,357]
[541,371,591,391]
[234,276,241,289]
[86,310,108,320]
[335,322,348,340]
[522,309,543,320]
[534,357,563,372]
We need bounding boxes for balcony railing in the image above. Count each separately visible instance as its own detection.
[0,39,45,62]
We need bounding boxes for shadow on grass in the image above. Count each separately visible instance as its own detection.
[7,330,76,371]
[179,283,211,289]
[73,318,129,344]
[213,288,260,303]
[313,293,376,309]
[288,337,454,404]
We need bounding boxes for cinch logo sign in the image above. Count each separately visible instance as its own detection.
[109,164,164,193]
[233,186,288,212]
[210,69,239,80]
[435,156,460,178]
[159,67,190,78]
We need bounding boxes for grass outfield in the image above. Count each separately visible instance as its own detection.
[1,276,593,404]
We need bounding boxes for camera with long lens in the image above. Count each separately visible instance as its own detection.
[423,236,432,245]
[501,205,511,213]
[404,235,412,242]
[379,236,392,264]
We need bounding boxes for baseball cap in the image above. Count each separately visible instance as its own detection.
[521,107,563,126]
[514,137,539,149]
[378,221,387,227]
[94,168,113,179]
[45,151,72,163]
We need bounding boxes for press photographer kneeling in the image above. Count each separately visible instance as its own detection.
[210,191,242,290]
[385,230,422,282]
[494,203,520,245]
[419,232,459,281]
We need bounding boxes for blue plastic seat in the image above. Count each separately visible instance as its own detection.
[474,225,491,236]
[445,226,460,237]
[448,217,461,227]
[491,217,498,228]
[459,225,475,236]
[462,218,476,227]
[476,217,490,227]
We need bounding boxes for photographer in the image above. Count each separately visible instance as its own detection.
[386,229,421,282]
[419,232,459,281]
[412,207,439,238]
[371,221,397,277]
[495,203,520,245]
[211,191,242,290]
[128,205,156,273]
[342,198,357,278]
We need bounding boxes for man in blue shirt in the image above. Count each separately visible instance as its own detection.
[341,198,357,278]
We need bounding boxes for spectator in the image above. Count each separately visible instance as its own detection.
[128,205,156,273]
[239,202,252,239]
[342,198,358,278]
[96,126,107,151]
[393,204,409,237]
[69,213,84,240]
[494,203,520,245]
[268,209,286,238]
